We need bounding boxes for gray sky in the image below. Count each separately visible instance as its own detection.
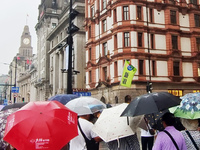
[0,0,40,75]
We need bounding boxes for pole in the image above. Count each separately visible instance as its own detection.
[14,57,17,103]
[67,0,73,94]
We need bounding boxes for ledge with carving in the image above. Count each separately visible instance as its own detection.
[168,76,183,82]
[193,77,200,82]
[95,78,111,89]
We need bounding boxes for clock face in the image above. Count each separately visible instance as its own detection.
[23,38,30,45]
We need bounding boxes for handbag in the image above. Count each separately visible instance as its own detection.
[78,120,99,150]
[144,117,155,135]
[164,130,179,150]
[185,131,199,150]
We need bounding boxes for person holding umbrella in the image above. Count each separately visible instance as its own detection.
[180,119,200,150]
[69,114,102,150]
[152,112,187,150]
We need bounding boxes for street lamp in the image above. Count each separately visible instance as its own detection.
[67,0,79,94]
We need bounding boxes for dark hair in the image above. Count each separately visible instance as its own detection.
[125,95,131,103]
[162,112,175,126]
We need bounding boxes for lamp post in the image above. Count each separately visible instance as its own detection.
[67,0,79,94]
[13,57,17,103]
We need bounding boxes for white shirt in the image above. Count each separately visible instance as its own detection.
[69,118,98,150]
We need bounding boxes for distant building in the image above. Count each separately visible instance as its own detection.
[84,0,200,103]
[35,0,86,100]
[8,25,34,103]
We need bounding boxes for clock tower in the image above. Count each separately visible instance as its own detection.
[19,25,33,57]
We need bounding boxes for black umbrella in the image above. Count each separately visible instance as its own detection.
[121,92,181,117]
[1,102,28,111]
[145,110,185,131]
[48,94,79,105]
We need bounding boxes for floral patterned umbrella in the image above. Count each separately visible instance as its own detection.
[0,108,19,149]
[171,92,200,119]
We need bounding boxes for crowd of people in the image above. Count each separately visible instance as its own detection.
[66,95,200,150]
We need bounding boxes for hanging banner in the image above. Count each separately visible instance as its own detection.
[65,46,69,70]
[120,60,137,88]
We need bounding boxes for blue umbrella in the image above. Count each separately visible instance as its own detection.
[48,94,79,105]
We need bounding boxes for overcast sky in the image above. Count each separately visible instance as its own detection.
[0,0,40,75]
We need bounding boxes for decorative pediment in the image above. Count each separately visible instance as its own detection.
[97,56,110,65]
[86,61,95,68]
[171,50,182,57]
[96,80,111,88]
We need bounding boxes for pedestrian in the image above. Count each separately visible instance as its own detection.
[180,118,200,150]
[69,114,102,150]
[125,95,132,103]
[141,117,155,150]
[152,112,187,150]
[106,96,141,150]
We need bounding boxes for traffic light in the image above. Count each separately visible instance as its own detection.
[146,82,153,93]
[67,9,79,34]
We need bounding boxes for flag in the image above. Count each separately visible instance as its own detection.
[65,46,69,70]
[17,57,20,60]
[120,60,137,88]
[26,59,32,65]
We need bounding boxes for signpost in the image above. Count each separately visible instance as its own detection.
[11,87,19,93]
[73,92,91,97]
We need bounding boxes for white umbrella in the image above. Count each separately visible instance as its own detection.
[92,103,145,142]
[65,96,106,116]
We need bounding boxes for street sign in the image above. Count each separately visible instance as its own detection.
[13,93,18,98]
[73,92,91,97]
[3,99,8,106]
[12,87,19,93]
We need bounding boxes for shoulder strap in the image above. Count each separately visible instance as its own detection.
[164,130,179,150]
[185,131,199,150]
[78,119,89,141]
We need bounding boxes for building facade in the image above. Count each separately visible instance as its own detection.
[8,25,34,103]
[35,0,86,100]
[85,0,200,104]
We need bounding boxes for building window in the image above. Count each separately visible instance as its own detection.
[168,90,183,97]
[91,5,95,17]
[152,60,156,76]
[114,61,118,77]
[150,34,154,49]
[194,14,200,27]
[103,67,107,81]
[172,35,178,49]
[103,42,107,56]
[113,9,117,23]
[52,23,57,29]
[137,6,142,20]
[196,38,200,51]
[102,19,107,33]
[88,26,91,39]
[173,61,180,76]
[124,32,130,47]
[190,0,197,4]
[123,6,129,20]
[139,60,144,75]
[138,32,143,47]
[198,63,200,76]
[89,71,92,83]
[102,0,106,10]
[114,34,118,49]
[170,10,177,24]
[149,8,153,23]
[89,48,91,60]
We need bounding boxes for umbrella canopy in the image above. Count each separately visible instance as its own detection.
[48,94,79,105]
[92,103,144,142]
[3,101,78,150]
[170,92,200,119]
[0,105,4,111]
[145,110,185,131]
[0,108,19,149]
[121,92,181,117]
[1,102,28,111]
[65,96,106,116]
